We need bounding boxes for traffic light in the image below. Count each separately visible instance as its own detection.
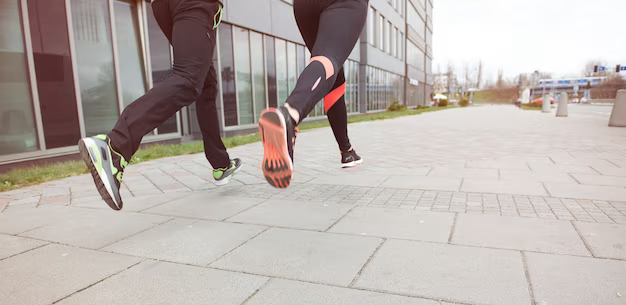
[618,65,622,73]
[594,65,598,73]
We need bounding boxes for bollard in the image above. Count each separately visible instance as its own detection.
[556,92,568,117]
[609,90,626,127]
[542,95,551,113]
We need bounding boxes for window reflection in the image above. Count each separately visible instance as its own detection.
[27,0,81,149]
[275,39,287,106]
[250,32,266,121]
[218,23,237,126]
[233,26,253,125]
[114,0,146,108]
[265,36,277,108]
[71,0,119,136]
[0,0,39,155]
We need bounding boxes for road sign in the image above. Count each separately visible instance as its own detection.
[621,66,626,71]
[598,66,606,72]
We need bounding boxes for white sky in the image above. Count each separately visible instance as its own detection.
[432,0,626,82]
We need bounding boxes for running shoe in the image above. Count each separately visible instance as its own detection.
[78,135,127,210]
[341,149,363,168]
[258,106,297,188]
[213,158,243,186]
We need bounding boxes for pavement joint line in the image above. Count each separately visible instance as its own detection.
[222,198,272,222]
[447,213,459,244]
[96,217,176,250]
[51,259,146,304]
[135,192,197,213]
[206,227,272,267]
[207,264,458,304]
[348,238,386,288]
[570,221,596,258]
[520,251,537,305]
[240,278,273,305]
[324,205,357,232]
[567,172,581,184]
[0,242,51,263]
[138,171,166,194]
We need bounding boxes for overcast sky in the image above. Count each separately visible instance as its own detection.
[432,0,626,82]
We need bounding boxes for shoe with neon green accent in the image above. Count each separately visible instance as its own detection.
[78,135,128,210]
[213,158,242,186]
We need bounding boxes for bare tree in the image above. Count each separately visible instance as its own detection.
[476,60,483,89]
[496,69,504,89]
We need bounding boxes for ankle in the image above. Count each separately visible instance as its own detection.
[284,104,300,123]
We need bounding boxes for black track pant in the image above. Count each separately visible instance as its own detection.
[108,0,230,169]
[288,0,368,152]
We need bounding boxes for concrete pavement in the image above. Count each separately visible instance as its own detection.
[1,105,626,305]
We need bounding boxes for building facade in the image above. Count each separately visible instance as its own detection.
[0,0,433,167]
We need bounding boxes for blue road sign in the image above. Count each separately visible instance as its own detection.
[621,66,626,71]
[598,66,606,72]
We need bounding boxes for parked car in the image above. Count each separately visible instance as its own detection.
[532,97,555,104]
[571,98,579,103]
[580,97,588,103]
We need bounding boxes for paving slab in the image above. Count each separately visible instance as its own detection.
[545,183,626,202]
[245,279,437,305]
[228,200,352,231]
[0,234,48,259]
[308,174,392,187]
[143,192,266,220]
[500,170,576,183]
[211,228,382,286]
[0,244,142,305]
[56,260,268,305]
[354,240,531,305]
[0,206,90,235]
[574,221,626,259]
[461,179,548,196]
[103,218,266,265]
[20,209,171,249]
[572,173,626,187]
[451,214,590,256]
[380,176,462,191]
[526,252,626,305]
[427,167,499,179]
[72,192,192,212]
[328,207,454,242]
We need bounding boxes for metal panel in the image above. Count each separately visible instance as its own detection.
[65,0,87,139]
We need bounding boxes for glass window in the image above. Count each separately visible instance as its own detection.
[387,21,392,54]
[426,29,433,46]
[378,15,384,50]
[368,7,375,46]
[0,0,39,155]
[218,23,237,126]
[287,42,296,94]
[427,1,432,17]
[233,27,253,125]
[71,0,119,136]
[264,35,277,108]
[250,32,266,121]
[114,0,145,108]
[296,45,305,75]
[408,2,425,39]
[407,41,424,70]
[275,39,287,105]
[392,26,397,57]
[398,32,404,60]
[27,0,81,149]
[145,3,176,134]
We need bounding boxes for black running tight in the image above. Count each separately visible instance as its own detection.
[288,0,368,152]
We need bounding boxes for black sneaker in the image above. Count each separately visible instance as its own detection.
[259,106,297,188]
[341,149,363,168]
[213,158,243,186]
[78,135,128,210]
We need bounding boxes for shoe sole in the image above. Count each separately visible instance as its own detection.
[78,139,122,210]
[214,163,243,186]
[259,109,293,188]
[342,158,364,168]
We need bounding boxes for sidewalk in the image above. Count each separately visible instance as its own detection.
[1,106,625,305]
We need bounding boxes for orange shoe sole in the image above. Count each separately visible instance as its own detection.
[259,109,293,188]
